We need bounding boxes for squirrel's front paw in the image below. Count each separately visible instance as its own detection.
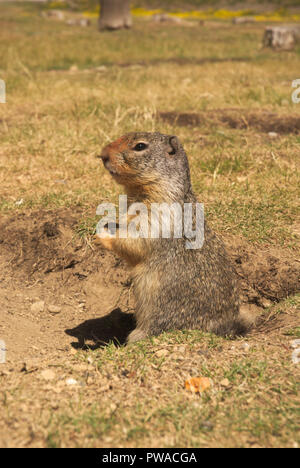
[94,234,115,251]
[94,222,118,250]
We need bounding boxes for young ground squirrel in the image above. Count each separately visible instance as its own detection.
[96,132,247,343]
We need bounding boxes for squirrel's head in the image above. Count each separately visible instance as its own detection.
[99,132,192,202]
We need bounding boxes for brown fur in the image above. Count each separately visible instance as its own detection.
[96,132,248,342]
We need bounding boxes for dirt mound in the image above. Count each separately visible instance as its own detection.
[1,209,298,305]
[0,208,127,281]
[0,209,133,363]
[0,209,299,362]
[159,109,300,134]
[0,209,82,276]
[225,237,300,304]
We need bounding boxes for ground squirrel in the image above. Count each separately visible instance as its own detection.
[96,132,248,343]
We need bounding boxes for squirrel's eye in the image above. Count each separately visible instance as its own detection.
[133,142,148,151]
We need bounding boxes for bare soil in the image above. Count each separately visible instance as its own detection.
[0,208,299,366]
[0,209,133,365]
[159,109,300,134]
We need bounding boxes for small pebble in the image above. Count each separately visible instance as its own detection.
[155,349,169,358]
[220,378,230,387]
[242,342,250,351]
[48,305,61,314]
[31,301,45,313]
[40,369,55,381]
[66,378,78,386]
[15,199,24,206]
[290,339,300,349]
[291,349,300,365]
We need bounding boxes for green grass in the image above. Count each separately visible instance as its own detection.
[284,327,300,338]
[41,328,300,448]
[0,2,299,449]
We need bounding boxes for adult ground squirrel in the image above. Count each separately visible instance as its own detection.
[96,132,247,343]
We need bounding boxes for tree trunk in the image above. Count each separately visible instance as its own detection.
[99,0,132,31]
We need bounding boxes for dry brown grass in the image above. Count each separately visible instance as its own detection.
[1,4,299,245]
[0,2,299,448]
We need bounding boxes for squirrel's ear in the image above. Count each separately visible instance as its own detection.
[167,136,179,156]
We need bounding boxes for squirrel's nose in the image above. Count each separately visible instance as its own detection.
[101,154,109,164]
[97,150,110,165]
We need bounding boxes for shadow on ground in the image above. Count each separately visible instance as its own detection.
[65,308,136,349]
